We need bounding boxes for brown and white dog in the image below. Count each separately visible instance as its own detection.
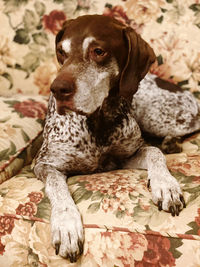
[33,14,200,262]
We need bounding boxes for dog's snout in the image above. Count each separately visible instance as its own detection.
[50,74,76,99]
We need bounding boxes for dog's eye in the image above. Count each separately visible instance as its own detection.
[94,48,105,56]
[89,47,107,62]
[57,48,68,65]
[58,48,65,56]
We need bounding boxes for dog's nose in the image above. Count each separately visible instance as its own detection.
[50,75,75,99]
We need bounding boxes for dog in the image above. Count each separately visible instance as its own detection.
[33,14,200,262]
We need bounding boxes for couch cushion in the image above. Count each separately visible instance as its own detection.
[0,95,48,183]
[0,138,199,266]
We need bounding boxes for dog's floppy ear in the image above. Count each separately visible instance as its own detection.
[56,28,65,45]
[119,27,156,102]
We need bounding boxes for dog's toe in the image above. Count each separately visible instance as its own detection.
[58,231,83,260]
[69,252,78,263]
[180,195,186,208]
[78,238,84,254]
[55,243,60,255]
[169,205,176,216]
[158,200,162,211]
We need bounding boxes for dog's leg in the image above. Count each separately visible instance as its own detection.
[123,146,186,216]
[161,135,182,154]
[34,162,84,262]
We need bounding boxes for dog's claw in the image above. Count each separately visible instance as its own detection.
[175,205,181,216]
[169,206,175,216]
[158,200,162,211]
[55,239,83,261]
[68,239,83,262]
[55,243,60,255]
[78,239,84,255]
[147,179,150,189]
[180,195,186,208]
[69,252,77,263]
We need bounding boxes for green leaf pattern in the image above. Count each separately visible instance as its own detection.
[0,0,200,95]
[0,0,200,265]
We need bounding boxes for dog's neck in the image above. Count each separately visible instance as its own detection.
[86,96,131,146]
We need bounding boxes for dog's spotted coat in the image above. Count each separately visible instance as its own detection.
[134,73,200,138]
[34,15,198,262]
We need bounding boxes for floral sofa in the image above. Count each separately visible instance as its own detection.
[0,0,200,266]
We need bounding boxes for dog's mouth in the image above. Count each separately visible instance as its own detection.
[55,99,87,116]
[56,104,71,115]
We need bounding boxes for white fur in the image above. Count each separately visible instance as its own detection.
[74,59,119,114]
[34,163,84,258]
[82,37,95,57]
[75,67,110,114]
[123,146,183,211]
[62,39,71,54]
[133,73,200,137]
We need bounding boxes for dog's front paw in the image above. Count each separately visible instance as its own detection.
[51,206,84,262]
[148,174,186,216]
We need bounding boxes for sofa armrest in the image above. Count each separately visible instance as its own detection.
[0,95,48,183]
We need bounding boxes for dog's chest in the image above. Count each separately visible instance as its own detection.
[44,112,100,172]
[44,102,142,174]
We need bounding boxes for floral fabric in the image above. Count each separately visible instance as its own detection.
[0,0,200,266]
[0,0,200,96]
[0,95,47,183]
[0,130,200,267]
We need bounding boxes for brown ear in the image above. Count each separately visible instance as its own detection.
[55,28,65,45]
[119,27,156,102]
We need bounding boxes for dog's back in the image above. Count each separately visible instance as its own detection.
[133,73,200,138]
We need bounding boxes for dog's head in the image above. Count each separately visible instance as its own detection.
[51,15,156,115]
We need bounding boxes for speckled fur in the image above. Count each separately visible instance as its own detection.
[34,92,145,261]
[34,85,187,261]
[34,15,189,263]
[36,93,143,175]
[133,73,200,138]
